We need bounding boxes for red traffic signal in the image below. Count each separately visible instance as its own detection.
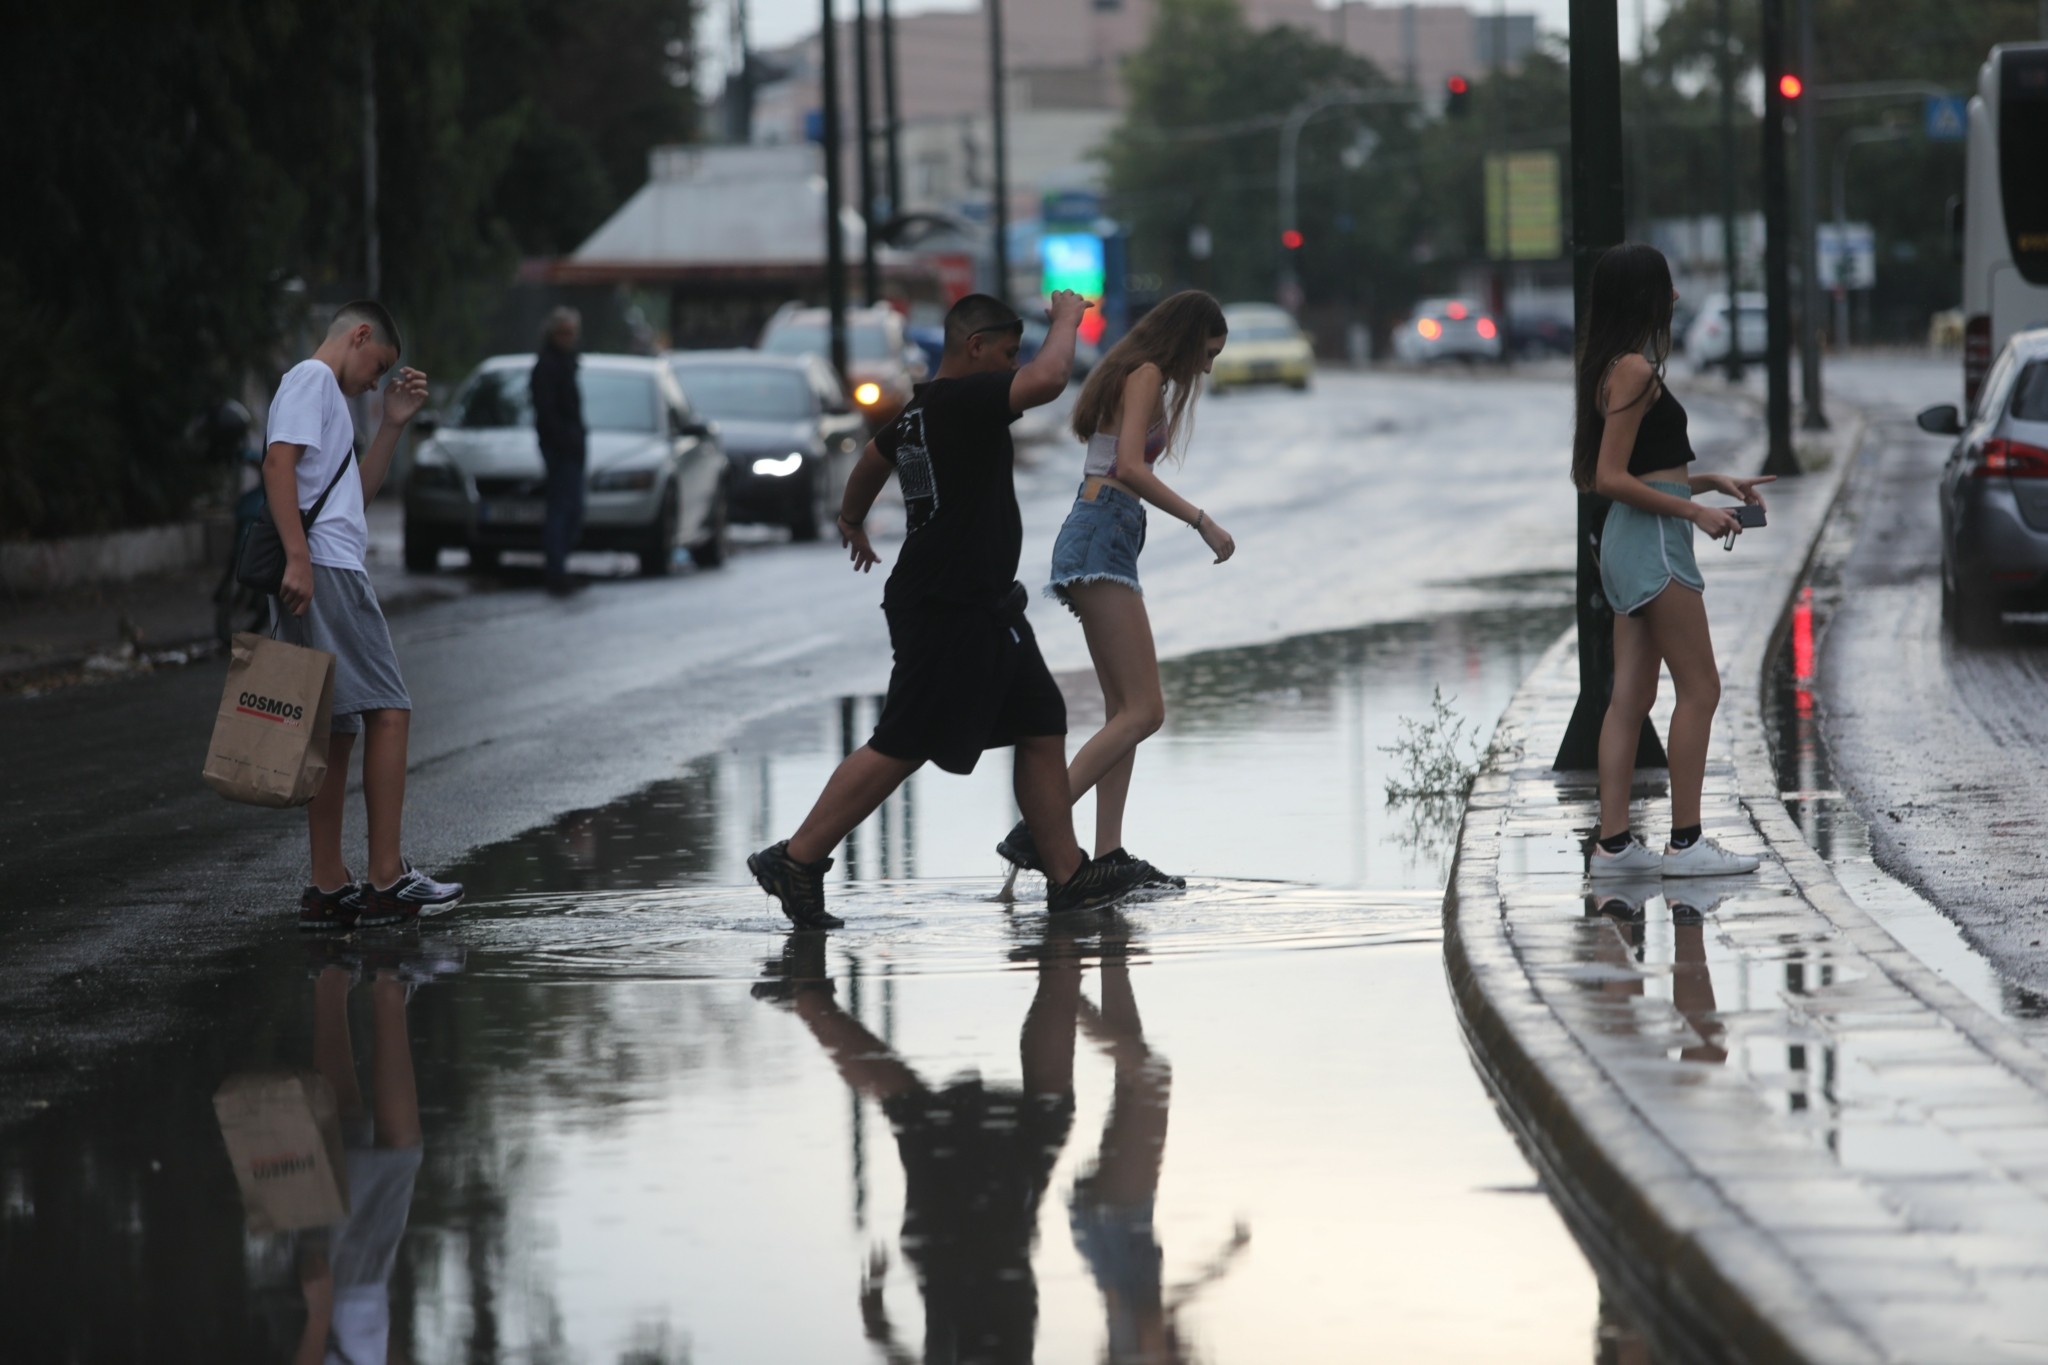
[1281,229,1305,250]
[1779,73,1804,99]
[1445,74,1471,118]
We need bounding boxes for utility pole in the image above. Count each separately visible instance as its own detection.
[988,0,1011,304]
[820,0,849,382]
[854,0,880,303]
[880,0,902,218]
[1760,0,1799,473]
[1717,0,1745,383]
[1557,0,1666,772]
[1795,0,1828,428]
[362,36,379,298]
[729,0,756,143]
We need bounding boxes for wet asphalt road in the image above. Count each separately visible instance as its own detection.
[1816,355,2048,998]
[1,364,1781,1361]
[0,367,1750,1114]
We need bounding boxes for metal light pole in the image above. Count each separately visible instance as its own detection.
[819,0,849,382]
[1760,0,1797,474]
[1557,0,1666,771]
[1831,126,1909,349]
[1795,0,1827,428]
[1717,0,1745,383]
[988,0,1011,304]
[880,0,902,218]
[854,0,880,303]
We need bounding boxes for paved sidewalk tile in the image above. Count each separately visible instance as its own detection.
[1449,427,2048,1363]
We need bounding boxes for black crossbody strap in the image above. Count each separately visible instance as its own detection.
[298,449,358,530]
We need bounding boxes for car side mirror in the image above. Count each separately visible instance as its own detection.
[673,412,713,439]
[413,410,440,437]
[1915,403,1963,436]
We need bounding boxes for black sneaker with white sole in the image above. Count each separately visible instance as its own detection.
[1099,847,1185,890]
[356,860,465,927]
[748,841,843,930]
[1046,853,1150,913]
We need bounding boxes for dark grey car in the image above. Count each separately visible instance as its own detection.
[1921,327,2048,642]
[665,351,867,540]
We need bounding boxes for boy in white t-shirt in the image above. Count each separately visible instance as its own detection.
[264,301,464,931]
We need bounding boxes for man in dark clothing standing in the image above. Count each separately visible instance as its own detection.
[530,307,586,595]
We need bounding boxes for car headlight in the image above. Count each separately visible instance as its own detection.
[853,381,884,407]
[590,468,658,492]
[750,453,806,478]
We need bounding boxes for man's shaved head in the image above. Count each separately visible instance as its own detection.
[942,294,1022,354]
[327,300,402,357]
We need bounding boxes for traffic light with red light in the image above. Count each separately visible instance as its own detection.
[1779,73,1803,100]
[1281,229,1305,251]
[1445,74,1471,119]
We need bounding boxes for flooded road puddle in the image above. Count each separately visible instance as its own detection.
[2,604,1668,1361]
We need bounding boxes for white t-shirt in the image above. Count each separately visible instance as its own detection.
[266,359,367,571]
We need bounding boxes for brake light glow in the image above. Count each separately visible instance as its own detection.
[1446,302,1468,320]
[853,381,883,407]
[1979,437,2048,478]
[1476,317,1497,340]
[1417,318,1443,341]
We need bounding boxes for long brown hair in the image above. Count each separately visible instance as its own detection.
[1070,290,1228,462]
[1571,243,1674,490]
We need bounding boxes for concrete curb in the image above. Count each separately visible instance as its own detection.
[1443,424,1878,1363]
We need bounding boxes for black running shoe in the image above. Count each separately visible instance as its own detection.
[1047,853,1149,913]
[996,819,1043,873]
[357,860,465,927]
[748,841,843,929]
[299,882,361,934]
[1100,847,1186,889]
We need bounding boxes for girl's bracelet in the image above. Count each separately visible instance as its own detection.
[1190,509,1207,532]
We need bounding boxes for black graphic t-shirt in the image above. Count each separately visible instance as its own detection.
[872,370,1021,609]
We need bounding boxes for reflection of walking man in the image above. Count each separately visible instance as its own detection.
[531,307,587,595]
[757,930,1081,1362]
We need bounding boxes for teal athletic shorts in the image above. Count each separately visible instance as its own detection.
[1599,480,1705,617]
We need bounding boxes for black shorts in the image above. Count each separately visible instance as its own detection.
[869,594,1067,776]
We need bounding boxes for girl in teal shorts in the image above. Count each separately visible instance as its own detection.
[1573,245,1773,880]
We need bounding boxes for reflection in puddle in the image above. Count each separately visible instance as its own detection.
[0,605,1669,1361]
[1765,586,2048,1027]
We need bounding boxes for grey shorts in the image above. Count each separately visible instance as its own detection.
[271,565,411,734]
[1598,481,1706,616]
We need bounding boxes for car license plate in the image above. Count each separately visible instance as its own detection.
[479,500,546,526]
[1252,362,1279,379]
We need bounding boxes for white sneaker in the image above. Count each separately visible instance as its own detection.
[1589,837,1663,877]
[1660,837,1760,877]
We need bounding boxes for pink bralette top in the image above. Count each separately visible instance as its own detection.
[1082,422,1166,479]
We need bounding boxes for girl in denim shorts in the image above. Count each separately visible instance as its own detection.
[1574,245,1773,880]
[995,292,1236,889]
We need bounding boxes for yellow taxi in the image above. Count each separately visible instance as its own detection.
[1210,303,1315,394]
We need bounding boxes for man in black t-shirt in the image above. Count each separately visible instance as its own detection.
[747,292,1148,928]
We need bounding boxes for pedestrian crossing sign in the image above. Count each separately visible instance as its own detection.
[1924,95,1967,142]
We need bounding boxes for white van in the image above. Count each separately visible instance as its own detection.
[1961,42,2048,415]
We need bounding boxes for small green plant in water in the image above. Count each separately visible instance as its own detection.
[1382,687,1521,802]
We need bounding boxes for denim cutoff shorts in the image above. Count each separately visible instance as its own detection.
[1598,480,1705,616]
[1047,482,1147,615]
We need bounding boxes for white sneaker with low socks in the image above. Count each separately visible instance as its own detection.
[1660,836,1760,877]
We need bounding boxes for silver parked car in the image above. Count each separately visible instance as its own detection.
[1920,327,2048,642]
[405,354,730,577]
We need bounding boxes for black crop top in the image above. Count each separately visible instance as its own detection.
[1620,383,1695,476]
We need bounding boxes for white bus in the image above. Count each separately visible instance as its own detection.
[1963,42,2048,414]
